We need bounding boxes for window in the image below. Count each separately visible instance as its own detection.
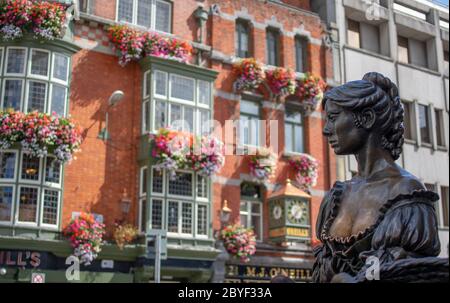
[266,28,280,66]
[435,109,445,147]
[398,36,409,64]
[117,0,171,33]
[444,49,449,74]
[402,101,414,141]
[409,38,428,68]
[347,19,361,49]
[0,47,70,117]
[236,19,251,58]
[285,109,304,153]
[239,100,261,148]
[0,151,62,227]
[79,0,89,13]
[441,186,449,228]
[140,167,210,238]
[295,36,308,73]
[240,183,263,240]
[139,167,148,232]
[142,70,212,135]
[418,104,431,144]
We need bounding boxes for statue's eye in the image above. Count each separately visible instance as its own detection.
[328,114,337,122]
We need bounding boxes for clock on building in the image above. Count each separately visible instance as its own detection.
[271,200,284,221]
[287,200,309,225]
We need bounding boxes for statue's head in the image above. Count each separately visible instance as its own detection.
[322,72,404,160]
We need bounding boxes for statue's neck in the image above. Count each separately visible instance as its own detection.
[355,135,395,179]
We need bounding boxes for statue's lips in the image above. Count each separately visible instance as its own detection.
[328,140,338,147]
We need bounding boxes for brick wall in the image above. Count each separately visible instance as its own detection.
[65,0,335,243]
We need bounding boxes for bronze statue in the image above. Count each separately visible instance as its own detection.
[313,72,449,282]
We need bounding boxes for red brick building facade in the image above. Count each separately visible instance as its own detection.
[0,0,335,282]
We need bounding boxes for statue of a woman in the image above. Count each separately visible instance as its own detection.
[313,72,448,282]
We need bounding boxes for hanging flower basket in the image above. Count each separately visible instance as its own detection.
[113,223,139,250]
[108,25,193,66]
[265,67,297,97]
[232,58,265,92]
[288,153,319,191]
[221,224,256,263]
[150,128,225,179]
[0,110,83,163]
[296,73,327,114]
[248,147,277,184]
[63,212,106,266]
[0,0,68,41]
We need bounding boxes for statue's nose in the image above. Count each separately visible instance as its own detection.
[323,124,332,137]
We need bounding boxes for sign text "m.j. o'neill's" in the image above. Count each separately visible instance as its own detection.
[0,251,41,268]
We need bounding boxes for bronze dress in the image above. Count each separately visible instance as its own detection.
[312,181,448,282]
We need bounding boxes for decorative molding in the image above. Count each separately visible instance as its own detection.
[214,90,241,102]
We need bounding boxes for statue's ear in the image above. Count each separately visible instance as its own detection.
[360,108,376,129]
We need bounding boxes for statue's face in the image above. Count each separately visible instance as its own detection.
[323,101,367,155]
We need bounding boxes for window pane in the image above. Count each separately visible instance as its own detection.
[45,157,61,184]
[295,37,307,72]
[240,116,250,146]
[199,109,212,136]
[0,152,16,179]
[140,198,147,232]
[169,103,182,128]
[170,75,194,101]
[42,189,59,225]
[183,106,194,132]
[168,201,179,232]
[197,204,208,236]
[141,167,147,195]
[27,81,47,112]
[154,100,166,130]
[240,214,248,227]
[18,187,38,223]
[419,105,430,144]
[285,110,302,123]
[398,36,409,64]
[3,79,23,110]
[50,84,66,117]
[435,110,445,146]
[154,71,167,96]
[197,175,208,198]
[30,50,49,77]
[285,124,293,152]
[6,48,26,74]
[251,202,261,214]
[21,154,40,181]
[0,186,13,222]
[144,72,151,97]
[137,0,152,28]
[53,54,69,82]
[152,168,163,193]
[236,21,249,58]
[249,118,260,146]
[347,19,360,48]
[168,172,192,196]
[181,202,192,234]
[294,125,304,153]
[118,0,133,23]
[267,30,277,66]
[155,0,171,33]
[198,80,210,105]
[251,215,262,240]
[402,102,413,140]
[151,199,163,229]
[240,201,247,212]
[143,100,150,132]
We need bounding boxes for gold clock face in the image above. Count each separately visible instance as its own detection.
[287,200,309,225]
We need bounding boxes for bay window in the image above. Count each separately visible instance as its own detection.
[117,0,172,33]
[139,167,210,238]
[0,46,70,117]
[0,150,62,228]
[142,69,212,136]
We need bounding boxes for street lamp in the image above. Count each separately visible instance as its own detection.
[220,200,232,224]
[98,90,125,141]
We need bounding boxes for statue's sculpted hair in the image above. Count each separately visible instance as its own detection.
[322,72,404,160]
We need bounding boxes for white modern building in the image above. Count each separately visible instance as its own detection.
[313,0,449,257]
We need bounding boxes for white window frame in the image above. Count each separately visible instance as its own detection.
[153,70,168,99]
[19,152,43,185]
[40,188,60,228]
[4,47,28,77]
[51,52,70,86]
[197,79,211,109]
[138,196,147,232]
[0,149,19,182]
[196,174,209,203]
[240,200,263,241]
[1,78,25,111]
[48,83,68,117]
[169,73,196,104]
[43,156,63,188]
[0,185,15,225]
[149,197,164,230]
[284,109,304,154]
[195,202,209,239]
[24,79,48,114]
[166,199,194,238]
[16,185,40,226]
[167,170,194,200]
[116,0,172,33]
[150,167,165,196]
[0,47,4,76]
[28,48,51,81]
